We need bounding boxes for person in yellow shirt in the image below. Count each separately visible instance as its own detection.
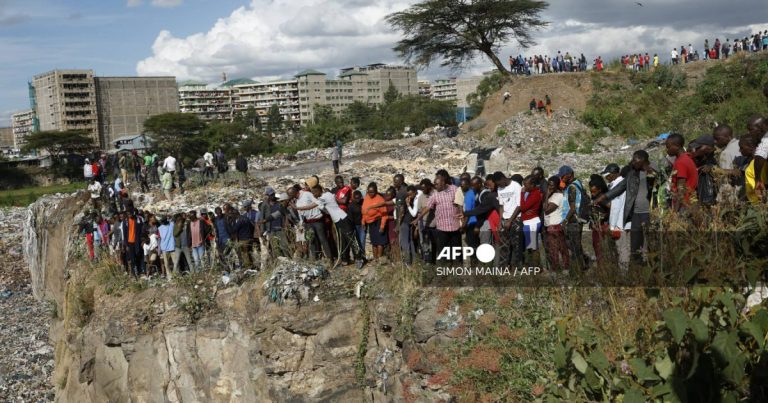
[739,136,767,203]
[653,53,659,69]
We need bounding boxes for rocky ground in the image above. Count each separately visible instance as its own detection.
[0,207,55,402]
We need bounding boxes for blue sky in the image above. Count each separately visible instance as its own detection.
[0,0,247,125]
[1,0,766,127]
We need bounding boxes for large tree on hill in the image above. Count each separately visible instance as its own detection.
[143,113,205,159]
[22,130,96,159]
[386,0,549,74]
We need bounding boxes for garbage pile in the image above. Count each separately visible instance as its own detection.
[0,207,55,402]
[262,257,327,305]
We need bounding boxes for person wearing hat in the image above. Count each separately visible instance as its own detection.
[556,165,588,270]
[295,176,333,264]
[595,150,657,265]
[257,186,290,261]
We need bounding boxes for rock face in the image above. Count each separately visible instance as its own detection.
[24,192,457,403]
[24,191,88,301]
[57,298,369,402]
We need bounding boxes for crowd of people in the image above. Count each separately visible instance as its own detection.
[509,28,768,74]
[75,108,768,279]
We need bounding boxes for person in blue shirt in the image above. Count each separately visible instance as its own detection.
[158,217,175,279]
[460,177,480,264]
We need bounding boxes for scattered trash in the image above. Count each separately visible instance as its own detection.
[221,275,231,286]
[263,257,327,305]
[355,281,364,299]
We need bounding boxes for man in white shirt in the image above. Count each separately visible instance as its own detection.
[493,171,522,265]
[162,154,177,173]
[602,164,630,273]
[294,176,332,263]
[311,185,364,268]
[203,151,214,179]
[670,48,679,64]
[87,179,102,210]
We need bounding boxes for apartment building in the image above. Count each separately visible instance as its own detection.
[418,80,432,97]
[429,76,483,108]
[431,79,458,102]
[95,77,179,147]
[11,109,36,149]
[178,64,418,127]
[232,79,301,127]
[32,69,98,141]
[178,80,245,122]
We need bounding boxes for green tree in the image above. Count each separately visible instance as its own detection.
[303,105,353,148]
[22,130,96,159]
[383,81,401,105]
[143,113,205,160]
[202,120,249,155]
[387,0,549,74]
[235,105,262,133]
[266,104,284,137]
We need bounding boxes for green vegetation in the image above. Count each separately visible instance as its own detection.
[583,53,768,140]
[550,288,768,402]
[173,272,218,323]
[467,70,508,117]
[22,130,96,159]
[387,0,549,74]
[0,182,82,207]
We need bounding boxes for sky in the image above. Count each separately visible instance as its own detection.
[1,0,766,127]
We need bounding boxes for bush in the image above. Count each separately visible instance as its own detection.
[548,288,768,402]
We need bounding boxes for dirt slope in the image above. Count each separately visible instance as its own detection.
[468,57,732,138]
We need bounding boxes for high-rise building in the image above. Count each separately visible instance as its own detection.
[94,76,179,147]
[177,79,250,122]
[429,76,483,108]
[32,70,98,141]
[11,110,36,149]
[179,64,418,127]
[233,79,301,128]
[418,80,432,97]
[431,79,458,102]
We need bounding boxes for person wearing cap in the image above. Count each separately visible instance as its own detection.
[596,150,656,265]
[557,165,588,270]
[295,176,333,263]
[257,187,290,261]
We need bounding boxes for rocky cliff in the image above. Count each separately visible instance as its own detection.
[24,193,456,402]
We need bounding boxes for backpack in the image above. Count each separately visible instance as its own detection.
[571,180,592,223]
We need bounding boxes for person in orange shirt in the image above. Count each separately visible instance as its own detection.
[362,182,388,260]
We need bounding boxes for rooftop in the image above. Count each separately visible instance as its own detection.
[295,69,326,77]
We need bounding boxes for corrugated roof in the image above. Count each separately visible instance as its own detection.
[221,78,257,87]
[295,69,326,77]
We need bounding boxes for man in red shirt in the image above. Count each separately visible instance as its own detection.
[665,133,698,210]
[333,175,352,211]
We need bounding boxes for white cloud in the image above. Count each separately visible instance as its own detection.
[137,0,413,82]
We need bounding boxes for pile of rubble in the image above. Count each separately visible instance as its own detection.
[262,257,326,305]
[0,207,54,402]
